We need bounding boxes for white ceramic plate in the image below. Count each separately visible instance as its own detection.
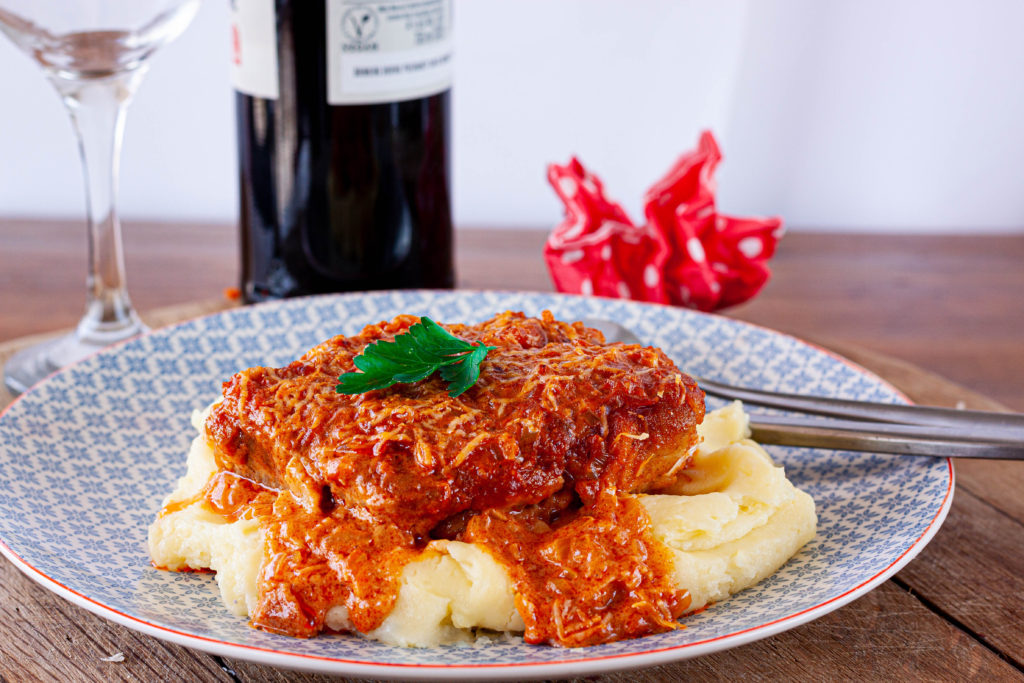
[0,291,952,679]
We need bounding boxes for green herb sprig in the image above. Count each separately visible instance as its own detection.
[336,317,496,398]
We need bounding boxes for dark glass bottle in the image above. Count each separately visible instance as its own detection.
[232,0,454,302]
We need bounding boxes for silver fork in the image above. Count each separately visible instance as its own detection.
[582,318,1024,460]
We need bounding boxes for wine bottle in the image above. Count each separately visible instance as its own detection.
[230,0,454,302]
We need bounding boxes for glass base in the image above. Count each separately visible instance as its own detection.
[4,321,147,396]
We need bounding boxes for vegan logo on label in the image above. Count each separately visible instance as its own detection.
[342,6,379,43]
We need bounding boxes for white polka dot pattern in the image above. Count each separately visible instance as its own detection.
[738,236,763,259]
[686,237,706,262]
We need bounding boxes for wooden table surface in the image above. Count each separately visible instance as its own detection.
[1,219,1022,681]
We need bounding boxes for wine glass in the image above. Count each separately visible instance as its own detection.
[0,0,200,395]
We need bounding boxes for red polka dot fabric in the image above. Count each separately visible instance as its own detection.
[544,131,783,312]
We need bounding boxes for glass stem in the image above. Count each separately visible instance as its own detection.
[50,68,148,346]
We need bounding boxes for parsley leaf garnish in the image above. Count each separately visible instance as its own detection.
[336,317,496,397]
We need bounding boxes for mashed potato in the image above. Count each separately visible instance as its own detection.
[148,402,816,646]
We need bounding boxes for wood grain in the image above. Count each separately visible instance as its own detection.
[1,221,1023,681]
[0,553,229,682]
[831,339,1024,674]
[731,232,1024,413]
[894,487,1024,668]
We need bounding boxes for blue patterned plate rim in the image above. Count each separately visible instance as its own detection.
[0,290,954,679]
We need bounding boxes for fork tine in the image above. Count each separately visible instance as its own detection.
[698,376,1024,442]
[749,413,1024,460]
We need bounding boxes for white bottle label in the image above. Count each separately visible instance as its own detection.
[229,0,279,99]
[326,0,453,105]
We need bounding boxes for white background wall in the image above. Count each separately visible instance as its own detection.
[0,0,1022,232]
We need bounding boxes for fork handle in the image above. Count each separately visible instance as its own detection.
[750,414,1024,460]
[699,377,1024,442]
